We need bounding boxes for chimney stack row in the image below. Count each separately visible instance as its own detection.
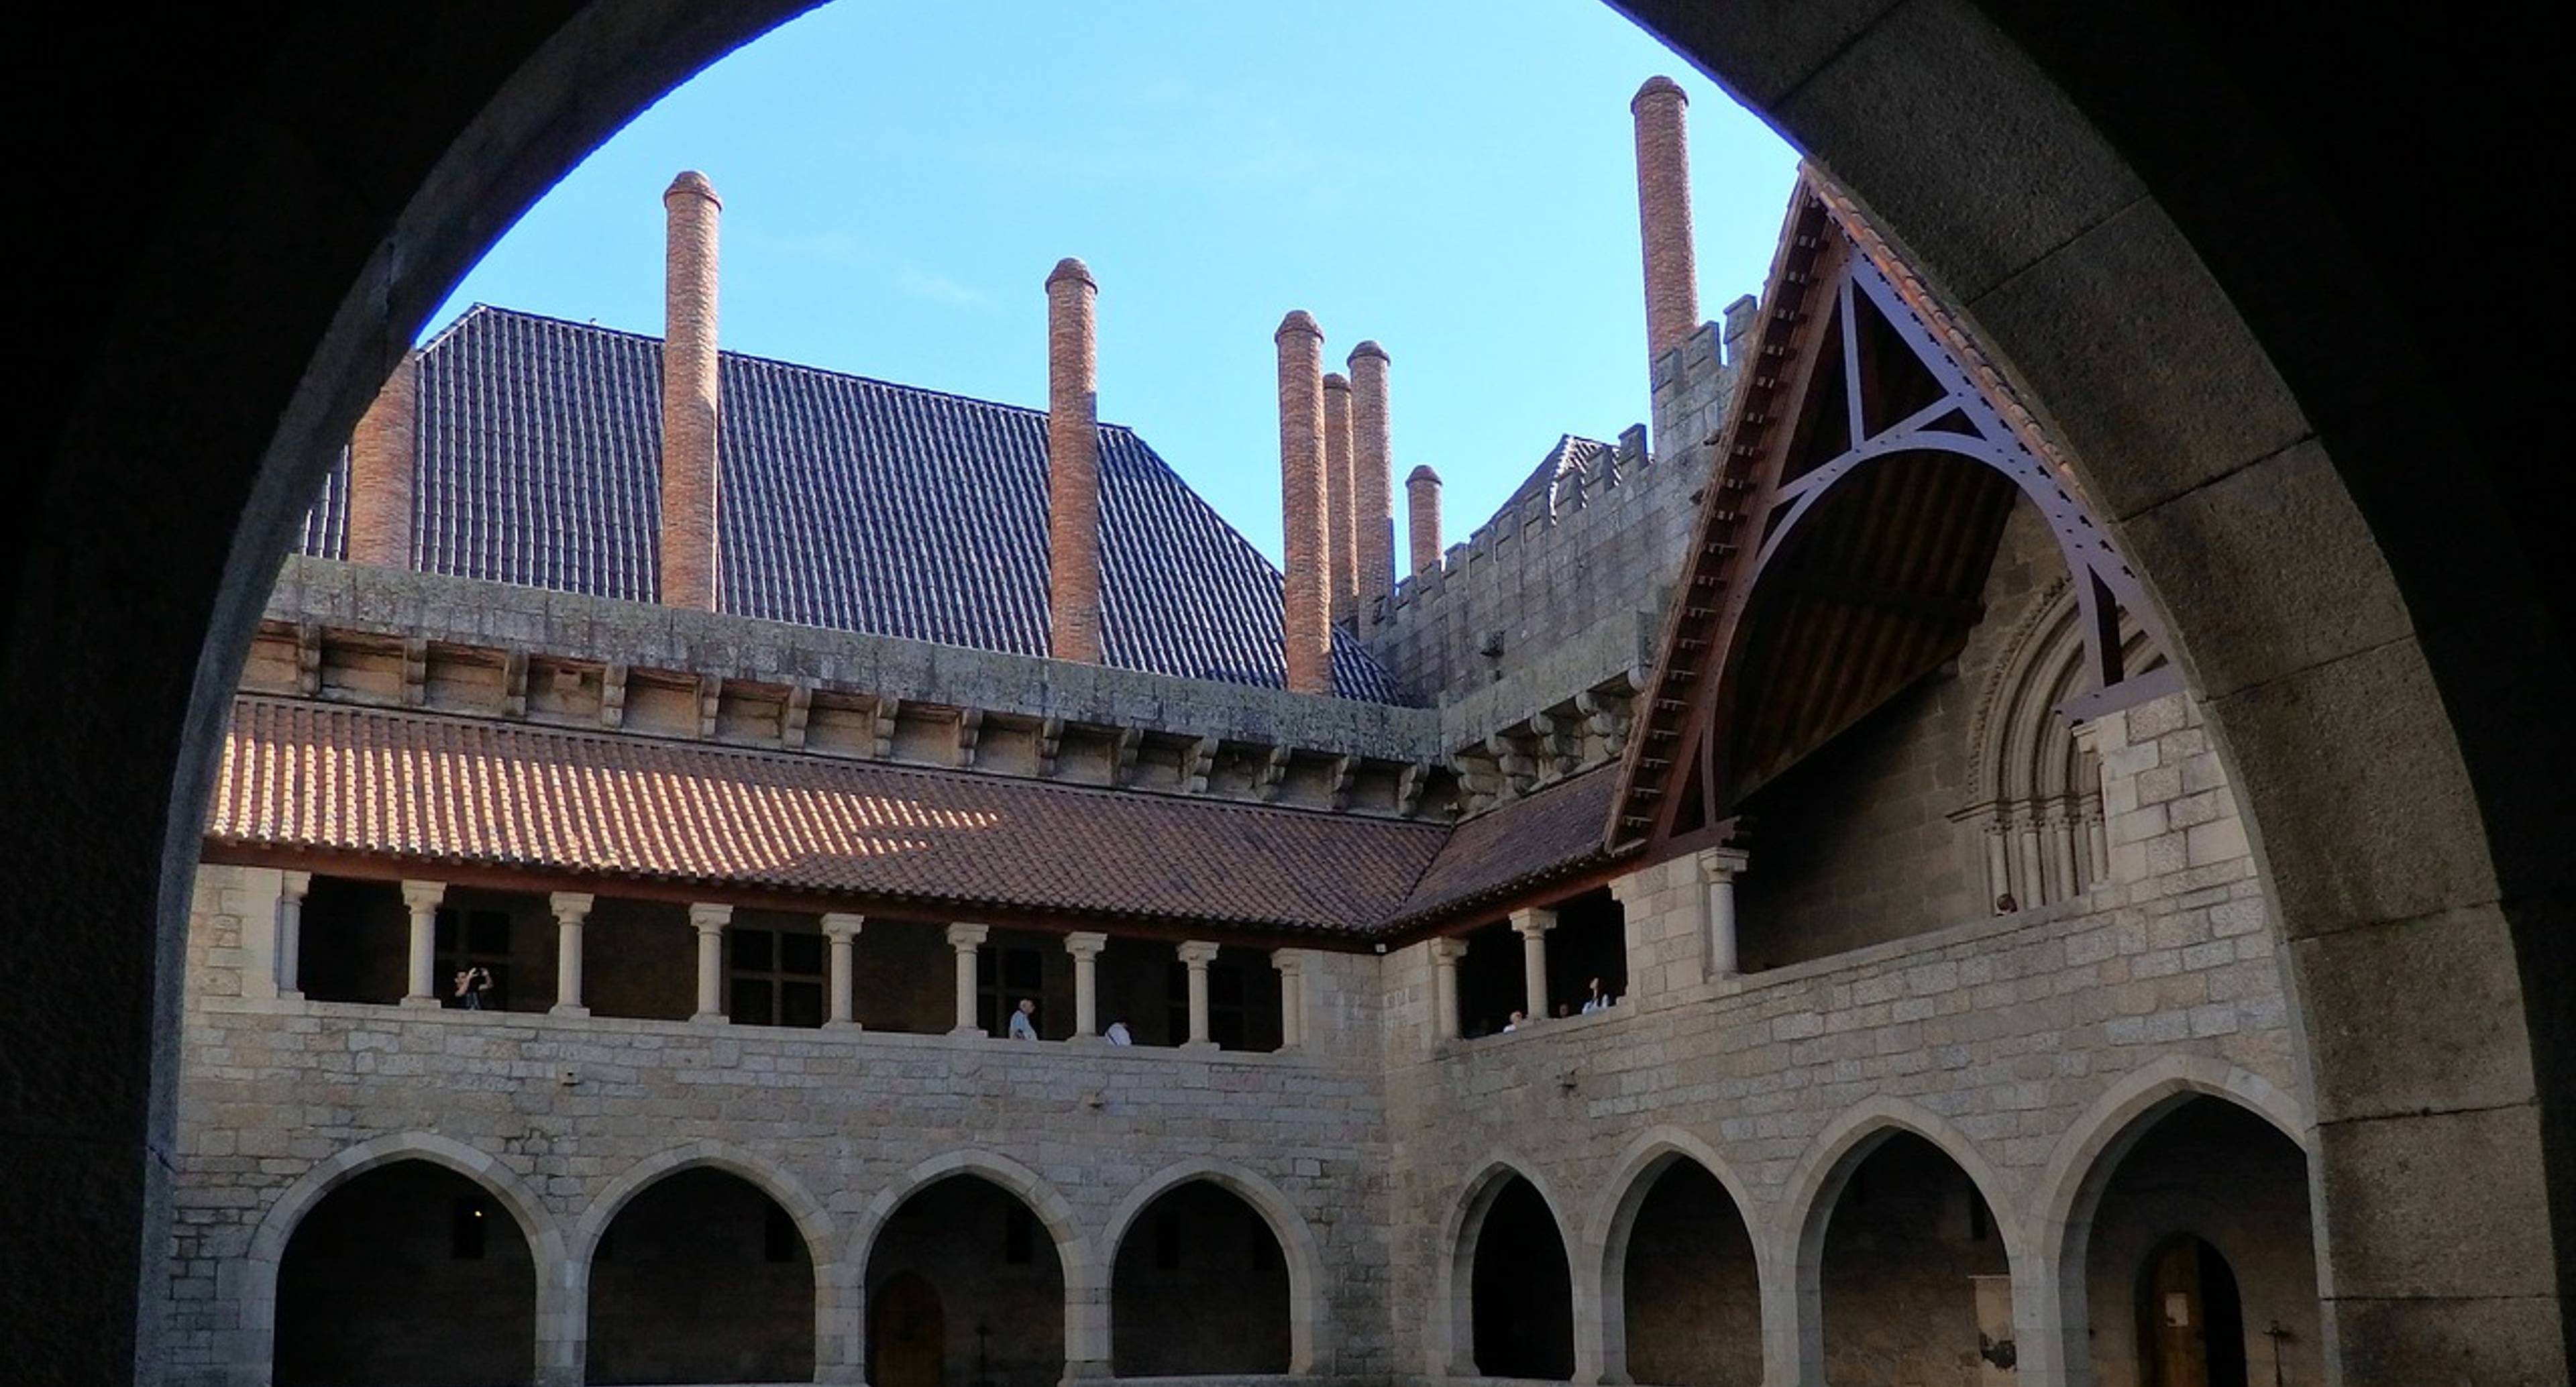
[1322,371,1356,626]
[1275,311,1333,696]
[659,170,724,611]
[1631,76,1698,367]
[346,351,420,569]
[1044,258,1104,663]
[1347,341,1393,626]
[1407,465,1443,579]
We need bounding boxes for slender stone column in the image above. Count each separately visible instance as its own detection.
[1982,817,2013,909]
[1065,932,1107,1041]
[1177,940,1220,1050]
[549,892,594,1017]
[688,903,731,1022]
[1511,907,1557,1022]
[1271,950,1307,1049]
[1426,937,1466,1044]
[1699,848,1750,979]
[276,870,311,1001]
[822,913,865,1028]
[2015,816,2046,906]
[946,923,989,1035]
[399,880,445,1008]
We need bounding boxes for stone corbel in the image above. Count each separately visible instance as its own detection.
[1036,717,1065,777]
[600,662,629,729]
[782,680,813,749]
[696,675,723,738]
[955,708,985,768]
[1256,745,1291,801]
[401,636,429,707]
[501,649,529,718]
[1112,726,1142,786]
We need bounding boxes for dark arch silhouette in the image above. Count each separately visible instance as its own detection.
[586,1166,815,1385]
[1108,1180,1292,1376]
[862,1174,1066,1387]
[7,6,2566,1381]
[1616,1157,1760,1386]
[1468,1174,1575,1380]
[1815,1131,2009,1383]
[275,1160,537,1387]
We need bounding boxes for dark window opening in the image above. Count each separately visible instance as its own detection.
[979,942,1044,1036]
[1454,920,1523,1038]
[435,906,513,1011]
[730,926,825,1028]
[1540,888,1627,1017]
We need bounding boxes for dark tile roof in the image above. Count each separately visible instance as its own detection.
[297,305,1400,702]
[210,697,1448,935]
[1491,433,1615,524]
[1394,766,1621,926]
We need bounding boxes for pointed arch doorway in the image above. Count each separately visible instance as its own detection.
[870,1272,944,1387]
[2139,1235,2247,1387]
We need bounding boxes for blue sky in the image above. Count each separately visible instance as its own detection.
[429,1,1801,562]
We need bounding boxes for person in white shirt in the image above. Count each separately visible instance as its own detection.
[1007,997,1038,1040]
[1582,976,1612,1013]
[1503,1009,1525,1033]
[1104,1018,1132,1046]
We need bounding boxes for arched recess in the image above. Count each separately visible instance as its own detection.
[1782,1098,2025,1386]
[1099,1157,1324,1374]
[240,1132,565,1387]
[847,1150,1099,1378]
[1585,1126,1766,1387]
[572,1140,840,1384]
[1431,1156,1579,1380]
[2026,1058,2314,1387]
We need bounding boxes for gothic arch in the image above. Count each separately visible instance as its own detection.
[2023,1057,2310,1386]
[845,1148,1099,1372]
[1582,1125,1766,1384]
[1099,1157,1324,1374]
[572,1138,846,1379]
[238,1131,566,1385]
[1428,1154,1580,1377]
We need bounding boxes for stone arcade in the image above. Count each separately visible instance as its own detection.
[156,80,2361,1387]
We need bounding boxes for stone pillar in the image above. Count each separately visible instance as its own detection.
[399,880,445,1008]
[1982,816,2013,909]
[346,352,419,569]
[1348,341,1394,622]
[822,912,864,1028]
[1511,907,1556,1022]
[1065,932,1106,1041]
[1427,936,1466,1044]
[2015,814,2047,907]
[946,923,989,1035]
[1275,311,1331,694]
[689,903,731,1022]
[1272,949,1307,1049]
[1699,847,1750,979]
[1631,76,1699,364]
[1177,940,1221,1050]
[1044,257,1103,663]
[1405,465,1442,579]
[1322,370,1355,624]
[275,870,311,1001]
[659,170,722,611]
[2072,719,2110,890]
[549,892,593,1017]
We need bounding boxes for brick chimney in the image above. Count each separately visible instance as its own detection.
[1348,341,1393,624]
[345,350,419,568]
[659,170,722,610]
[1276,311,1331,695]
[1322,371,1355,625]
[1406,465,1443,579]
[1045,257,1102,663]
[1632,76,1699,366]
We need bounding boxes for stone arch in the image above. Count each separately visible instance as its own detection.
[2024,1057,2311,1387]
[1780,1097,2025,1384]
[1582,1125,1766,1385]
[1428,1154,1580,1377]
[1098,1157,1324,1374]
[845,1148,1099,1374]
[239,1131,566,1386]
[572,1138,845,1381]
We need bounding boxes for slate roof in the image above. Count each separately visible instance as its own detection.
[209,698,1448,935]
[297,305,1400,702]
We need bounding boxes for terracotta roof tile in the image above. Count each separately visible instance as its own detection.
[1395,767,1621,925]
[209,698,1446,934]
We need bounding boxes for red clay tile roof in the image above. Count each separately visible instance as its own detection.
[1393,767,1623,926]
[208,697,1449,935]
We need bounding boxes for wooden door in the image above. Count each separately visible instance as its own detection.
[2141,1238,2208,1387]
[871,1272,945,1387]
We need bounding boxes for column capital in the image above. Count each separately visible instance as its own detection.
[1270,948,1307,976]
[1426,936,1469,964]
[1063,931,1108,960]
[820,911,866,942]
[945,922,989,950]
[399,879,446,911]
[1695,846,1751,883]
[1509,906,1558,938]
[548,891,596,924]
[1175,939,1221,967]
[688,901,732,934]
[281,870,314,900]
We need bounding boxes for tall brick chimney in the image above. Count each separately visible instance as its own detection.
[1322,371,1355,625]
[345,351,420,568]
[659,170,722,610]
[1044,257,1102,663]
[1632,76,1699,365]
[1406,465,1443,579]
[1276,311,1331,696]
[1348,341,1393,624]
